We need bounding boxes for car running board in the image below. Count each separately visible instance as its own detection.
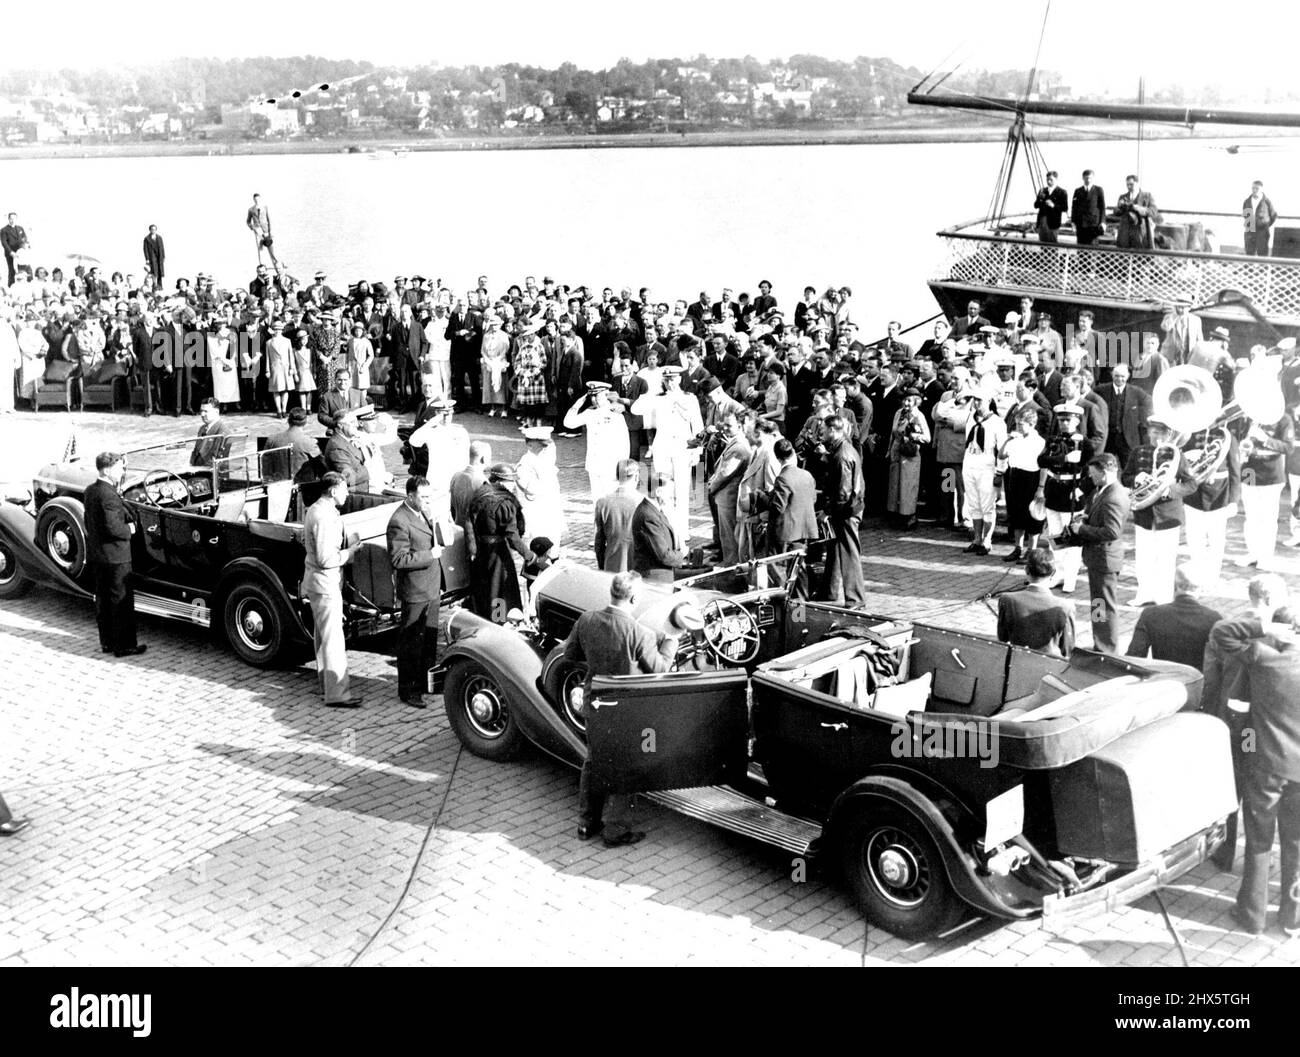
[644,785,823,856]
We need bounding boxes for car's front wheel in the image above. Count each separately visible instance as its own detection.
[839,801,966,941]
[36,498,89,586]
[443,660,524,761]
[0,537,32,599]
[222,581,289,668]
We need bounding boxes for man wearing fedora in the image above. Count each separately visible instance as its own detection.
[387,475,443,709]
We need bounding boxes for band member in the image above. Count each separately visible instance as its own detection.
[1236,406,1296,571]
[1036,403,1092,593]
[1122,415,1191,607]
[1183,429,1241,590]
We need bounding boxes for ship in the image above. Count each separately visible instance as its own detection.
[908,71,1300,351]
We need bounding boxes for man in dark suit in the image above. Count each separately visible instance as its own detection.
[755,439,819,598]
[142,225,165,286]
[1070,454,1130,653]
[130,309,157,416]
[324,411,370,492]
[153,308,195,416]
[711,288,741,328]
[1034,171,1070,243]
[952,300,992,340]
[83,452,145,658]
[1,212,28,286]
[564,571,681,847]
[997,548,1076,656]
[1071,169,1107,245]
[1094,362,1151,468]
[631,474,684,583]
[1005,372,1052,436]
[595,460,644,573]
[387,476,443,708]
[1126,566,1222,667]
[686,291,711,334]
[1207,613,1300,936]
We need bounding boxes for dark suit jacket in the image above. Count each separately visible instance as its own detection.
[84,478,133,565]
[1071,184,1107,230]
[1095,383,1150,449]
[1207,618,1300,781]
[387,501,442,604]
[756,465,819,553]
[142,234,165,279]
[997,584,1075,656]
[1126,594,1222,668]
[324,434,370,491]
[1034,185,1069,229]
[631,498,683,582]
[1005,397,1051,436]
[952,315,992,340]
[1038,368,1064,408]
[1075,481,1130,573]
[594,489,642,573]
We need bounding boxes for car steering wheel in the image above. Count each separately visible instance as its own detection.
[700,597,761,665]
[141,469,194,508]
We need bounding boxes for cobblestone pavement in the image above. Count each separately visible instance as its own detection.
[2,407,1299,966]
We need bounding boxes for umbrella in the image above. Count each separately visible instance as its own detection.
[64,253,101,268]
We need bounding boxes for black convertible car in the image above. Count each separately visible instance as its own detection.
[434,555,1236,940]
[0,440,468,667]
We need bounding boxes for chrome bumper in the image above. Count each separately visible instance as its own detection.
[1040,819,1228,930]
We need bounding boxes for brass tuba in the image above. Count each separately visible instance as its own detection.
[1131,361,1286,509]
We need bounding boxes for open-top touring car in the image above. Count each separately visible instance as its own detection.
[0,439,467,667]
[434,554,1235,940]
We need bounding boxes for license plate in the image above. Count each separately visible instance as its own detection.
[984,785,1024,849]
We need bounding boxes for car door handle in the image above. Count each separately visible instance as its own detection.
[820,722,848,731]
[950,648,967,670]
[145,524,159,536]
[208,536,220,546]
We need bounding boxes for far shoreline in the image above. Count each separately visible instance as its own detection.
[4,122,1296,161]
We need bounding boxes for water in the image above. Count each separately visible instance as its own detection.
[4,134,1296,340]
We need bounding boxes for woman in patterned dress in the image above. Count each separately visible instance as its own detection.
[512,331,548,426]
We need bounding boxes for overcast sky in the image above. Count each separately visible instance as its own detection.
[12,0,1300,99]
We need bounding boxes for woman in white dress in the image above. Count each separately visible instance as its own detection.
[17,312,47,405]
[207,321,240,411]
[515,426,564,547]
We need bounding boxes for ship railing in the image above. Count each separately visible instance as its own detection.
[933,212,1300,323]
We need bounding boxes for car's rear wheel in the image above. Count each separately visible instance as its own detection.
[222,581,290,668]
[443,660,524,761]
[839,801,965,941]
[36,498,90,586]
[0,537,32,599]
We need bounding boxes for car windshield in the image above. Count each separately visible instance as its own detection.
[214,445,290,495]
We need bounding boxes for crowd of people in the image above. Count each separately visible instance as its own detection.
[3,200,1299,920]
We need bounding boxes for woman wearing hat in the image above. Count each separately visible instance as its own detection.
[199,319,233,412]
[516,426,564,546]
[265,319,295,418]
[886,387,930,529]
[16,310,47,407]
[511,331,548,427]
[480,313,511,417]
[346,321,375,408]
[289,325,318,412]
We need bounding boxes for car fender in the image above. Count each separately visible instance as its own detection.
[214,556,310,642]
[825,774,1033,922]
[440,625,586,769]
[0,502,92,599]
